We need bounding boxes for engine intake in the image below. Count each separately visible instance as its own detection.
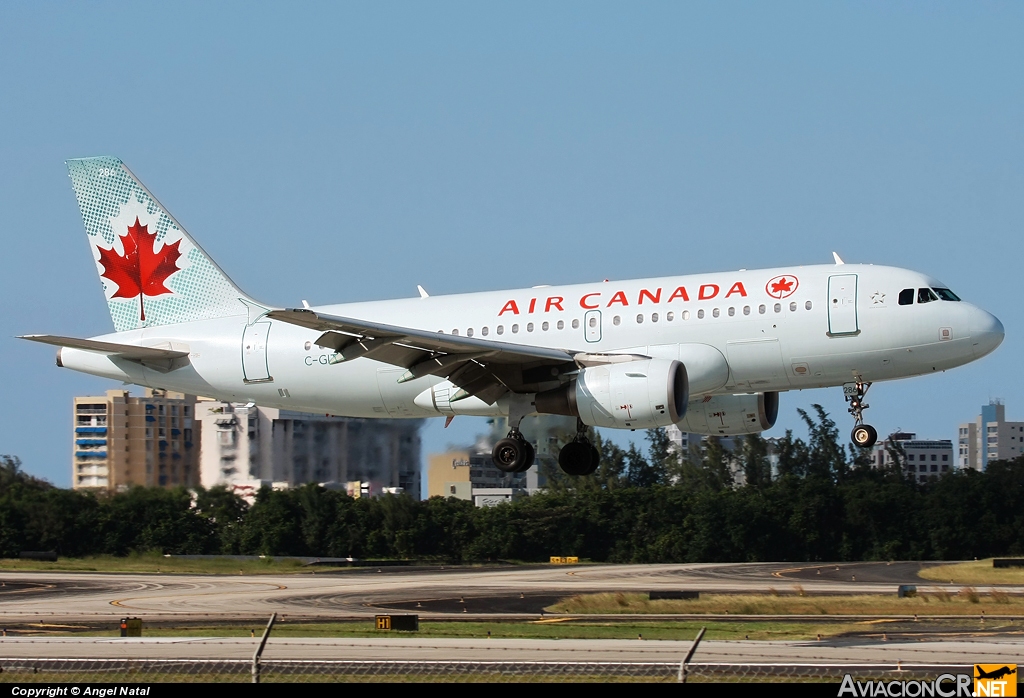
[536,359,688,429]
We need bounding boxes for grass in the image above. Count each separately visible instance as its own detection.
[918,559,1024,585]
[546,591,1024,616]
[0,552,307,575]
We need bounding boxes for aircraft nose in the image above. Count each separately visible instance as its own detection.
[970,308,1004,359]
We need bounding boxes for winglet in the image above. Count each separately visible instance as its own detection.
[417,285,429,298]
[832,251,845,265]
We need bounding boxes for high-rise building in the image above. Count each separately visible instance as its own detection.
[958,400,1024,471]
[870,432,954,482]
[73,389,198,491]
[195,400,422,498]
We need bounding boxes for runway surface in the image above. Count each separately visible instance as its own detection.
[0,561,1000,623]
[0,636,1018,664]
[0,562,1020,667]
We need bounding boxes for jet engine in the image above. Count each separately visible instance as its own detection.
[678,392,779,435]
[535,358,688,429]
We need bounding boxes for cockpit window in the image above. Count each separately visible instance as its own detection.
[932,287,961,301]
[918,288,939,304]
[898,289,914,306]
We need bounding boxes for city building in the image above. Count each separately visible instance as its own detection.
[73,389,198,491]
[958,400,1024,471]
[426,415,564,505]
[871,432,954,482]
[194,400,423,498]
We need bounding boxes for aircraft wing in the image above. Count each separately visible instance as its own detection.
[267,308,584,404]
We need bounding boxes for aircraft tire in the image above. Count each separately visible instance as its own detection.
[493,437,531,473]
[851,424,878,449]
[585,445,601,475]
[514,441,536,473]
[559,441,594,476]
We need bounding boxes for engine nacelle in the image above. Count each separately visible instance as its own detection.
[536,359,688,429]
[678,392,779,435]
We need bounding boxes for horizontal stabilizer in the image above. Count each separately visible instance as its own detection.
[19,335,190,361]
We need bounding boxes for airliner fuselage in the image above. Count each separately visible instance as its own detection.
[25,157,1004,476]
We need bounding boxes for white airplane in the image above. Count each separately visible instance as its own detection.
[22,157,1004,476]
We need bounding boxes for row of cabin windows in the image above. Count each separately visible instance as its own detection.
[898,287,962,306]
[442,300,814,336]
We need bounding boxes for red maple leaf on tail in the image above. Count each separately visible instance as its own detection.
[97,217,182,322]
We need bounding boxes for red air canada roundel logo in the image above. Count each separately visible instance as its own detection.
[766,274,799,299]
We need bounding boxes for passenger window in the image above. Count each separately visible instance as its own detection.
[743,306,750,315]
[727,307,735,317]
[556,320,564,330]
[467,328,474,337]
[497,325,504,335]
[589,317,597,327]
[571,319,579,329]
[712,308,720,318]
[541,322,549,331]
[758,304,766,314]
[918,288,938,304]
[789,302,796,312]
[452,329,459,336]
[805,301,812,310]
[652,313,659,322]
[681,310,690,320]
[898,289,914,305]
[697,309,705,319]
[511,324,519,334]
[527,323,534,332]
[613,316,621,326]
[933,288,961,301]
[636,314,644,324]
[666,312,674,321]
[481,327,489,336]
[774,303,781,313]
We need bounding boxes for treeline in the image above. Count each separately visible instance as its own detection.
[3,407,1023,562]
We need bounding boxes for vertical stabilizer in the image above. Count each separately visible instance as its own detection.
[67,157,253,331]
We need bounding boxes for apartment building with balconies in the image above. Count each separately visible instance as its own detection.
[73,389,198,490]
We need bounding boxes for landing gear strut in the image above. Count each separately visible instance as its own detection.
[492,394,537,473]
[557,419,600,476]
[844,380,878,448]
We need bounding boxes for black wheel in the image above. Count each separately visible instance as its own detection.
[493,437,530,473]
[585,445,600,475]
[851,424,878,448]
[559,441,594,476]
[514,441,536,473]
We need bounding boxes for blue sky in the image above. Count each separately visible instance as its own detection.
[1,2,1021,487]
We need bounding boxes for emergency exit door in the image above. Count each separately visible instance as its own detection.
[827,274,859,335]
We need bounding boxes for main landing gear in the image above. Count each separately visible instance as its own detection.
[492,394,537,473]
[557,419,600,476]
[844,380,878,448]
[492,429,535,473]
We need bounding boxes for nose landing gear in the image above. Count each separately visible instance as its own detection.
[844,380,878,448]
[557,419,600,476]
